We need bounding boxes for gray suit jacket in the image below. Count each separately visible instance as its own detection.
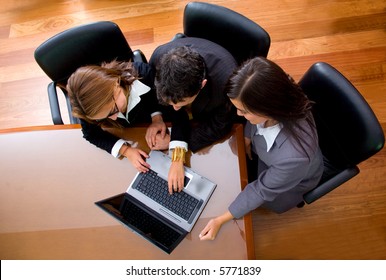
[229,118,323,218]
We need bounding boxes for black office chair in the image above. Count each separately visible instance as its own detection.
[298,62,385,204]
[34,21,146,125]
[174,1,271,64]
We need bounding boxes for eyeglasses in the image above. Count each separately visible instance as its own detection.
[106,102,120,118]
[94,79,122,122]
[95,98,120,122]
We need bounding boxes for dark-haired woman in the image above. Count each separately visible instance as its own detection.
[199,57,323,241]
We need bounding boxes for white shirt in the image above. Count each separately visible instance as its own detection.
[255,122,283,152]
[111,80,161,157]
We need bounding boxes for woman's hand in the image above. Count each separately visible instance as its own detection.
[146,115,167,149]
[167,161,185,194]
[122,146,150,173]
[199,211,234,241]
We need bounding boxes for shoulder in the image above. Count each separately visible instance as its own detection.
[184,37,236,63]
[132,61,155,87]
[153,37,221,51]
[150,37,236,66]
[132,61,150,73]
[275,118,319,157]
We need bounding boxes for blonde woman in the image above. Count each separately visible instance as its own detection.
[67,60,167,172]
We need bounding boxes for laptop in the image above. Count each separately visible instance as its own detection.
[95,150,217,254]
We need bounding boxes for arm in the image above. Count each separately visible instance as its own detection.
[167,147,186,194]
[80,119,120,153]
[81,120,151,172]
[199,156,311,241]
[165,108,191,193]
[229,156,310,218]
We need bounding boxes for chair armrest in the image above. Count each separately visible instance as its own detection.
[171,33,187,41]
[47,82,64,125]
[133,49,147,63]
[303,166,360,204]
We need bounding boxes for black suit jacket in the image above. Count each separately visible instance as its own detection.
[80,61,161,154]
[149,37,238,152]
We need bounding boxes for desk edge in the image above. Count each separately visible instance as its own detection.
[0,124,81,134]
[233,123,256,260]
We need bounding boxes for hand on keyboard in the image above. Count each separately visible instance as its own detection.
[168,161,185,194]
[134,170,200,221]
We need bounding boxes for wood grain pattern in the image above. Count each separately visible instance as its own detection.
[0,0,385,259]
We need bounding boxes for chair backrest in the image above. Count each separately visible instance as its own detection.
[34,21,134,87]
[299,62,384,170]
[182,2,270,64]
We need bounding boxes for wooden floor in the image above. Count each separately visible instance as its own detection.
[0,0,385,259]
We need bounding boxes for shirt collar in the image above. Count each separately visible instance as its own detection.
[255,121,283,152]
[117,80,150,119]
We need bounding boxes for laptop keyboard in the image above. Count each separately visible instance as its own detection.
[133,169,201,221]
[121,198,182,248]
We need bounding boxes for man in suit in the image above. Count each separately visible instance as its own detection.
[147,37,238,193]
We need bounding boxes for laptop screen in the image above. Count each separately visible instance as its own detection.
[95,193,187,254]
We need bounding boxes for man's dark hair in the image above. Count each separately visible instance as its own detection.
[155,46,206,104]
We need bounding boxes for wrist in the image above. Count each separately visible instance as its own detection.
[119,143,131,157]
[171,147,186,163]
[151,114,163,123]
[217,211,234,224]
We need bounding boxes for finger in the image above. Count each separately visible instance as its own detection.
[136,163,147,173]
[151,143,160,150]
[146,131,155,147]
[147,139,154,150]
[173,181,179,193]
[152,134,158,147]
[167,177,174,194]
[137,153,150,168]
[199,228,210,240]
[139,160,150,171]
[138,159,150,172]
[160,126,167,138]
[145,129,153,147]
[200,231,214,241]
[178,178,184,192]
[145,136,152,149]
[145,128,156,147]
[138,150,149,159]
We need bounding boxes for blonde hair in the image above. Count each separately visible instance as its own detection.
[67,60,137,123]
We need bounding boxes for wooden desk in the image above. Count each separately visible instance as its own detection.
[0,124,254,259]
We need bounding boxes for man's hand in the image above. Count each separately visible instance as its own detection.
[146,114,167,149]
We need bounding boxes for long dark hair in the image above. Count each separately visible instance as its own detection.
[227,57,317,158]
